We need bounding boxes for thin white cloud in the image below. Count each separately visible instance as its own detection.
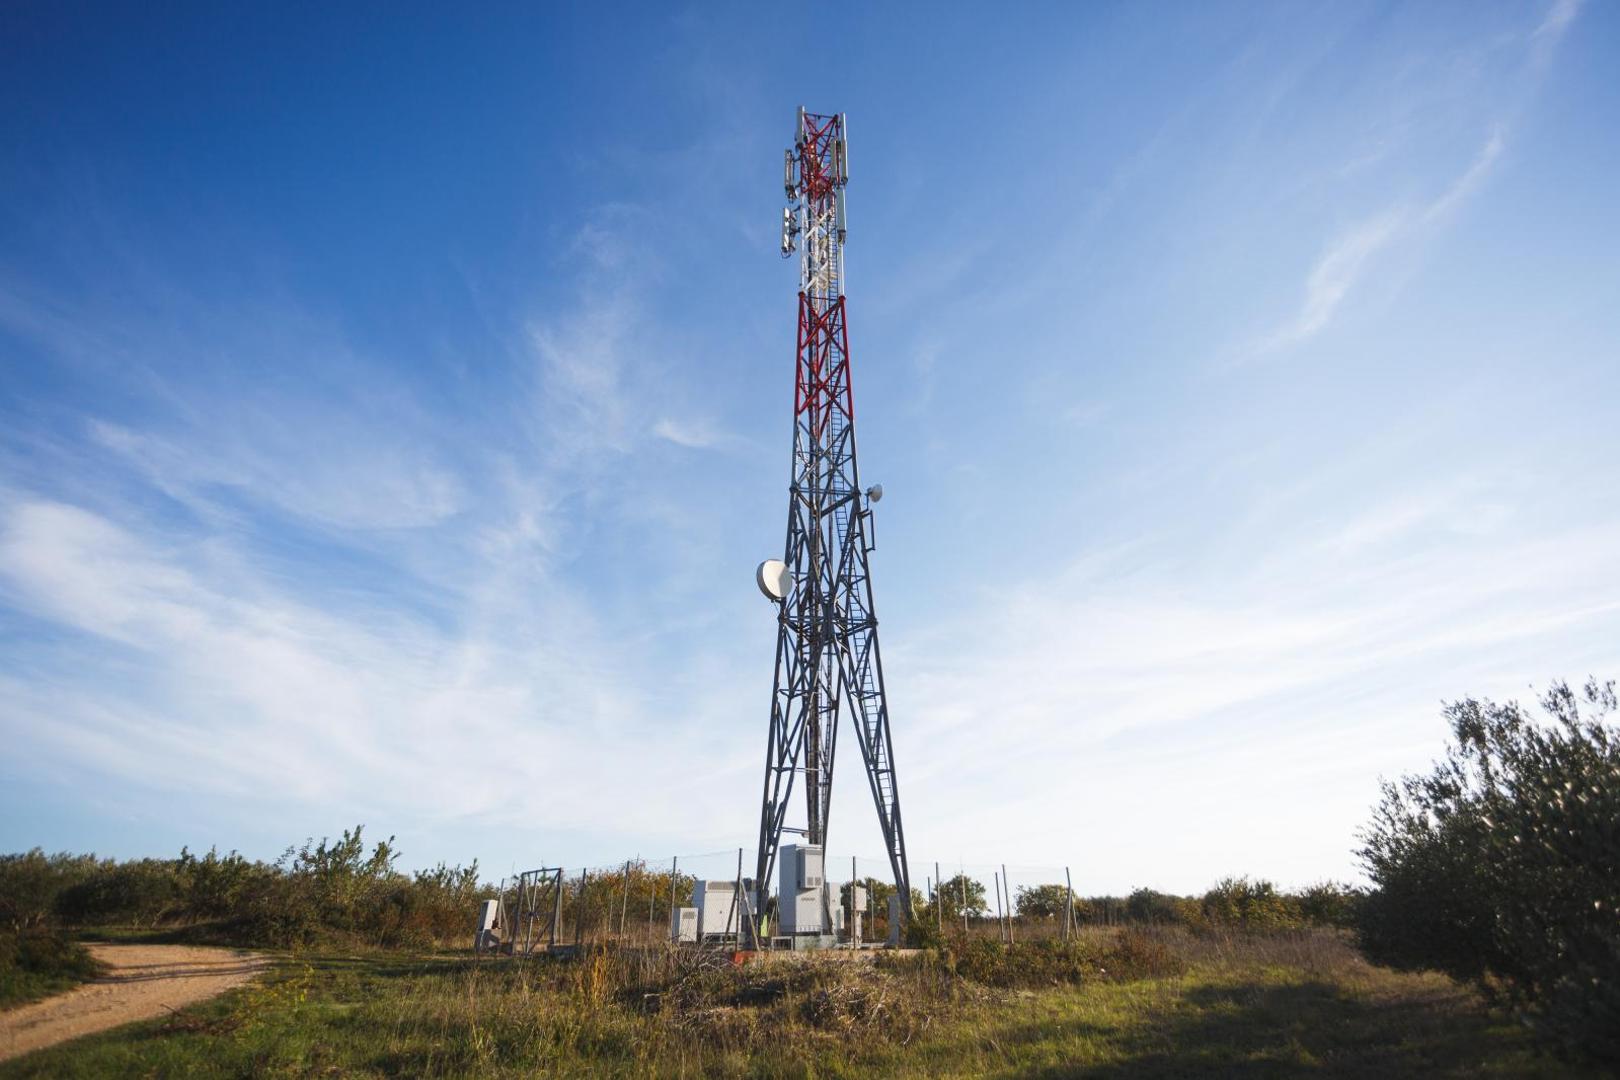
[1260,0,1579,354]
[0,207,766,859]
[88,419,464,531]
[652,417,723,449]
[1265,125,1505,349]
[887,499,1620,889]
[1533,0,1583,55]
[1421,128,1505,225]
[0,496,752,837]
[527,297,635,461]
[1276,212,1405,345]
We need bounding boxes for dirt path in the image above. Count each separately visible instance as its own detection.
[0,943,269,1063]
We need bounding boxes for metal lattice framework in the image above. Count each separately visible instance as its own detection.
[509,866,563,954]
[754,108,912,930]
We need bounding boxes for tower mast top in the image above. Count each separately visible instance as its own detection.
[781,110,849,300]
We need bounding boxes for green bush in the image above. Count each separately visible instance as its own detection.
[1077,895,1127,925]
[1357,679,1620,1066]
[0,928,102,1007]
[235,826,485,948]
[175,846,267,919]
[1124,888,1181,925]
[1201,876,1300,930]
[1297,881,1362,929]
[0,850,102,934]
[0,826,489,952]
[1014,883,1071,919]
[56,858,183,927]
[902,912,945,949]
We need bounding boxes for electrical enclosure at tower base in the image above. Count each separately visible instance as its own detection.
[778,843,827,936]
[693,880,745,937]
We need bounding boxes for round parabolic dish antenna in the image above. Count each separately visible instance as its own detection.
[756,559,792,602]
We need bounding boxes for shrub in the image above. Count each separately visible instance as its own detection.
[0,851,101,933]
[1296,881,1362,929]
[903,911,945,949]
[175,846,267,920]
[56,858,183,927]
[0,928,102,1007]
[1201,876,1300,930]
[1,826,490,951]
[1078,895,1127,925]
[1357,679,1620,1065]
[1014,883,1071,919]
[1124,887,1182,925]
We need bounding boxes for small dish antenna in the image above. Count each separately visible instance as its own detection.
[756,559,792,602]
[866,483,883,503]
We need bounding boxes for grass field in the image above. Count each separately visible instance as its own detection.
[0,929,1593,1078]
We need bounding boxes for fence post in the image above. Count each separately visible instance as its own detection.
[850,856,858,949]
[620,859,631,937]
[1003,863,1013,944]
[667,856,678,944]
[960,872,969,937]
[550,869,562,948]
[575,868,589,946]
[731,848,743,943]
[935,862,943,932]
[1064,866,1074,942]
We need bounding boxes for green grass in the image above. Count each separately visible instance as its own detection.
[0,930,1593,1078]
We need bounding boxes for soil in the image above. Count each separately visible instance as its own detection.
[0,943,269,1063]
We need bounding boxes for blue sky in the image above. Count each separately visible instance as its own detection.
[1,1,1615,894]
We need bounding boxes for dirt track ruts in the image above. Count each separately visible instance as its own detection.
[1,943,269,1062]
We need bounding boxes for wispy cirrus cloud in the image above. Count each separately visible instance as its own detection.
[0,496,744,833]
[1271,211,1405,347]
[1260,0,1577,352]
[890,485,1620,889]
[1265,126,1506,350]
[1532,0,1584,62]
[0,203,765,862]
[652,417,724,449]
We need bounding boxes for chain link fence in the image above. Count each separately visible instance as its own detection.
[488,848,1112,950]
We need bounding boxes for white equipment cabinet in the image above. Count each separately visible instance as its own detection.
[474,898,502,953]
[778,843,828,936]
[693,880,743,939]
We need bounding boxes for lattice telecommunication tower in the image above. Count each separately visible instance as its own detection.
[753,107,912,927]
